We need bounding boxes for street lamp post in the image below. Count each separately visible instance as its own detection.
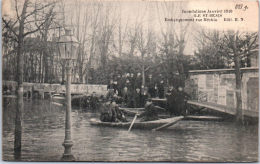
[57,29,79,161]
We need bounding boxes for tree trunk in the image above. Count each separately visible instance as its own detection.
[177,43,185,88]
[14,40,23,159]
[38,53,42,83]
[141,54,145,86]
[30,52,33,82]
[14,0,29,158]
[233,35,243,124]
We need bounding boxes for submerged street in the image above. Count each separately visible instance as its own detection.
[2,98,258,162]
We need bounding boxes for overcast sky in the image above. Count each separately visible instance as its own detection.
[3,0,258,55]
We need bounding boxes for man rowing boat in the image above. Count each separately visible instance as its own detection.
[100,100,127,122]
[139,99,166,122]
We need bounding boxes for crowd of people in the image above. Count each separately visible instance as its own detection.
[100,72,191,123]
[106,73,166,108]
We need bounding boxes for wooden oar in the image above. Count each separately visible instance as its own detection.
[152,116,184,131]
[128,114,138,132]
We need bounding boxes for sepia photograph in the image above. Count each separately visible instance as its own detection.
[1,0,259,162]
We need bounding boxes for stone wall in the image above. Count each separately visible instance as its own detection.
[2,81,108,96]
[185,67,259,112]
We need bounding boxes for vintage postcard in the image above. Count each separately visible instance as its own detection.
[2,0,259,162]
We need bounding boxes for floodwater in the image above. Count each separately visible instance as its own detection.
[2,98,258,162]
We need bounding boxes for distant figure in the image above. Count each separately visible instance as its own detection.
[107,79,114,90]
[175,86,190,116]
[158,80,165,98]
[117,74,123,97]
[122,86,128,105]
[140,86,149,107]
[166,85,177,116]
[90,92,99,110]
[147,74,156,98]
[126,79,134,107]
[133,88,141,108]
[113,80,120,94]
[135,73,142,90]
[106,88,115,100]
[154,84,158,98]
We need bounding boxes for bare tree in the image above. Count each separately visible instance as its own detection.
[97,5,117,76]
[156,1,190,87]
[194,29,228,69]
[2,0,56,158]
[221,31,258,124]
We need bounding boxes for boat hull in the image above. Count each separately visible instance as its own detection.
[90,116,183,130]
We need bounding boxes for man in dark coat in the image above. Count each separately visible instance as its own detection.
[111,101,127,122]
[147,74,156,98]
[165,85,177,116]
[140,85,148,107]
[139,99,166,121]
[117,74,123,97]
[90,92,99,110]
[133,88,141,108]
[158,80,165,98]
[107,79,114,90]
[100,102,114,122]
[113,80,119,95]
[100,101,127,122]
[175,86,190,116]
[122,86,128,105]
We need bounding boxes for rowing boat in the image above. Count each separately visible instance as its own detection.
[89,116,183,130]
[119,107,223,121]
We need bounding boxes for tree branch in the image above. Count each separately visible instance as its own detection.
[2,18,18,37]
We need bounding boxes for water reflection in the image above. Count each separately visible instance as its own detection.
[2,98,258,162]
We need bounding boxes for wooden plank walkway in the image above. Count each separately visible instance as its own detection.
[187,100,258,118]
[151,98,167,102]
